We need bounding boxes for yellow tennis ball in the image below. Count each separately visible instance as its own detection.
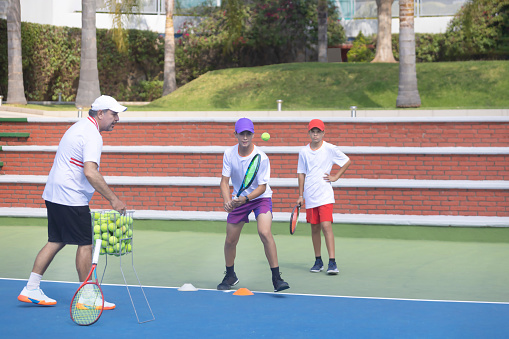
[107,222,116,232]
[100,223,108,232]
[261,132,270,141]
[109,236,118,245]
[114,228,123,238]
[93,225,101,234]
[109,210,120,221]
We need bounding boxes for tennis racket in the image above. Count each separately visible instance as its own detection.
[289,204,301,235]
[70,239,104,326]
[236,153,261,198]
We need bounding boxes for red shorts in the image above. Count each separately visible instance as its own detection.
[306,204,333,224]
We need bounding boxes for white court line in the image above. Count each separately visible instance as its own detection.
[4,277,508,305]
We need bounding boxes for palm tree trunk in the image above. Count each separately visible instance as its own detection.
[6,0,27,104]
[372,0,396,63]
[76,0,101,107]
[162,0,177,96]
[317,0,328,62]
[396,0,421,107]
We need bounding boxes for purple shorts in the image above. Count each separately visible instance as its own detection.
[227,197,273,224]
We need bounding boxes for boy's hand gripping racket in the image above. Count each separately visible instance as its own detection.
[236,153,261,198]
[290,204,301,235]
[70,239,104,326]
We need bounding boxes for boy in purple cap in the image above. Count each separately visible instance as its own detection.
[296,119,351,275]
[218,118,290,292]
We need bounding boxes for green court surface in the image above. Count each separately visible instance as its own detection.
[1,218,509,303]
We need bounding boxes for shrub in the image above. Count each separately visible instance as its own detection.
[347,32,374,62]
[443,0,509,60]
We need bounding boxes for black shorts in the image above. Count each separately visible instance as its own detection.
[46,200,92,246]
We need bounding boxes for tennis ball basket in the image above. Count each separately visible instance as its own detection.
[90,210,155,324]
[91,210,134,256]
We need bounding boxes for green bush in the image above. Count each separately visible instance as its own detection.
[443,0,509,60]
[347,32,374,62]
[0,20,165,102]
[176,0,346,82]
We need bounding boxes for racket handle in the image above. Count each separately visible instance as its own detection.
[92,238,102,265]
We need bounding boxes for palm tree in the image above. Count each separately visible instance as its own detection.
[6,0,27,104]
[317,0,328,62]
[163,0,177,96]
[75,0,101,108]
[396,0,421,107]
[372,0,396,63]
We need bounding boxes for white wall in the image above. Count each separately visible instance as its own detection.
[342,16,454,38]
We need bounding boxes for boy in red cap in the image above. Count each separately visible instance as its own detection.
[296,119,351,274]
[218,118,290,292]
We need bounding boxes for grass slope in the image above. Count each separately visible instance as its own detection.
[145,61,509,110]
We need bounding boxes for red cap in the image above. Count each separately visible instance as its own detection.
[308,119,325,131]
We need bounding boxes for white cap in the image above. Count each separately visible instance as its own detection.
[91,95,127,113]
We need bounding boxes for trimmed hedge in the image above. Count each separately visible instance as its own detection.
[0,20,165,102]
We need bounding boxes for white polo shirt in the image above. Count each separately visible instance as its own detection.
[42,117,103,206]
[297,141,350,209]
[222,144,272,200]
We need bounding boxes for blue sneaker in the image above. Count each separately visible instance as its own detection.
[310,259,324,273]
[327,261,339,275]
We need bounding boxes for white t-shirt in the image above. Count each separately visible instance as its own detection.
[297,141,350,209]
[222,144,272,200]
[42,117,103,206]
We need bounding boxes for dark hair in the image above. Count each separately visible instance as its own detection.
[88,109,98,117]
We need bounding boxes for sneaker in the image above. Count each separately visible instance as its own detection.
[272,274,290,293]
[217,272,239,290]
[327,261,339,275]
[77,294,116,310]
[18,287,57,306]
[310,259,324,273]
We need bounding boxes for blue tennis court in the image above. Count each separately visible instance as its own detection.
[2,278,509,338]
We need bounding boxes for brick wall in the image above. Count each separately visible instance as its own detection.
[2,121,509,147]
[1,152,508,181]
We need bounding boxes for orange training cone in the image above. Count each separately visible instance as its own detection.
[233,288,254,296]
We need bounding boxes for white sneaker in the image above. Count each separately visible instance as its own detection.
[18,287,57,306]
[77,294,116,310]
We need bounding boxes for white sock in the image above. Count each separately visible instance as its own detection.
[27,272,43,290]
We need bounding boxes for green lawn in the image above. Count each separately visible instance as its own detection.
[146,61,509,110]
[5,61,509,111]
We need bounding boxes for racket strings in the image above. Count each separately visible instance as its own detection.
[71,284,102,325]
[243,156,260,185]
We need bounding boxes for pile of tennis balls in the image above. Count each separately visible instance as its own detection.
[92,210,133,256]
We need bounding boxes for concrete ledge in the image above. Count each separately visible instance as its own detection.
[21,114,509,123]
[1,207,507,227]
[3,145,509,155]
[1,175,508,190]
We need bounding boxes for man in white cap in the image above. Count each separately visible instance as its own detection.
[18,95,127,309]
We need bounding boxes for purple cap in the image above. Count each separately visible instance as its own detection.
[235,118,254,133]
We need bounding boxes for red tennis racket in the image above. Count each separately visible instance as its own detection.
[289,204,301,235]
[70,239,104,325]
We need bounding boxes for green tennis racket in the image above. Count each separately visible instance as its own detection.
[236,154,261,198]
